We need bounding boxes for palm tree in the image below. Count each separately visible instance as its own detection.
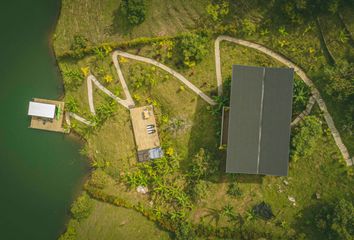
[294,86,307,106]
[205,208,222,226]
[221,204,234,218]
[245,210,256,222]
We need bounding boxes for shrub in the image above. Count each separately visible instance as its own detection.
[122,0,147,26]
[241,19,257,36]
[227,182,242,198]
[291,116,322,162]
[70,192,94,221]
[331,199,354,239]
[94,99,117,126]
[178,34,209,68]
[88,169,110,189]
[58,219,79,240]
[174,221,196,240]
[65,96,79,113]
[152,40,175,62]
[323,61,354,103]
[188,148,211,180]
[70,35,88,58]
[62,67,84,91]
[206,0,229,22]
[315,199,354,240]
[189,180,208,202]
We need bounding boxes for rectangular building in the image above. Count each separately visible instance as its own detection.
[130,106,163,162]
[225,65,294,176]
[28,101,56,119]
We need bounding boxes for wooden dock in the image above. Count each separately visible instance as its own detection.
[29,98,67,133]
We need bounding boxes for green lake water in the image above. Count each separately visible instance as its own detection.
[0,1,88,239]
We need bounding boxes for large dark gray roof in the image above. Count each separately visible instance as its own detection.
[226,65,294,176]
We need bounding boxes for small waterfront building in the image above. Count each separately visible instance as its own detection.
[28,101,56,119]
[221,65,294,176]
[28,98,66,133]
[130,105,163,162]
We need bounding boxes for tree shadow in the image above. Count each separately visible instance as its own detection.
[291,201,331,239]
[107,3,134,37]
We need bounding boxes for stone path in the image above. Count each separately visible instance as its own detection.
[69,112,94,126]
[215,35,352,166]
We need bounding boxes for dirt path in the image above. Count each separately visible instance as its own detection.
[113,50,216,105]
[215,35,352,166]
[86,74,135,114]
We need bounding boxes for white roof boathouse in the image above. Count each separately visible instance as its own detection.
[28,101,56,119]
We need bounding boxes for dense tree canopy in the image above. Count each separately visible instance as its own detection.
[273,0,342,24]
[122,0,146,25]
[324,61,354,103]
[315,199,354,240]
[206,0,230,22]
[178,34,209,68]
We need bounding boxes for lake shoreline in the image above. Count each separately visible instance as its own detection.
[48,1,92,238]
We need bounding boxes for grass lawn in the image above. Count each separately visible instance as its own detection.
[76,200,172,240]
[54,0,208,54]
[190,109,354,238]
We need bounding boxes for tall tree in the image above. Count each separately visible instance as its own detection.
[122,0,146,26]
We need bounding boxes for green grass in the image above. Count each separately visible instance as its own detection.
[189,111,353,238]
[54,0,208,54]
[76,200,171,240]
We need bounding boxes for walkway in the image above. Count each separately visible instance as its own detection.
[215,36,352,166]
[67,35,352,166]
[113,50,216,105]
[87,74,135,114]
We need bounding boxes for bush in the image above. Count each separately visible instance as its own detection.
[206,0,229,22]
[71,192,94,221]
[291,116,322,162]
[189,180,208,202]
[315,199,354,240]
[70,35,88,58]
[62,67,84,91]
[178,34,209,68]
[227,182,242,198]
[152,40,175,62]
[174,221,196,240]
[65,96,79,113]
[122,0,147,26]
[188,148,217,181]
[323,61,354,103]
[94,98,117,126]
[58,219,79,240]
[88,169,110,189]
[331,199,354,239]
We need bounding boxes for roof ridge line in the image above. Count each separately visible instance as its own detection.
[256,67,266,174]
